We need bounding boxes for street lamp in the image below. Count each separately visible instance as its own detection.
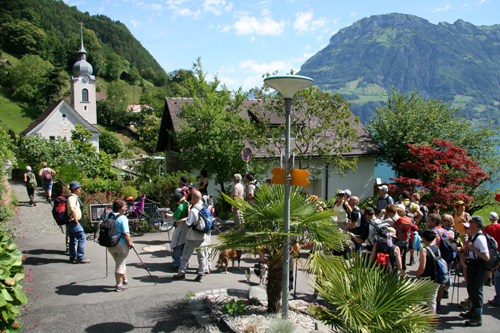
[153,156,166,177]
[264,74,313,318]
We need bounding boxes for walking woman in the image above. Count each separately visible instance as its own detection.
[38,162,56,203]
[23,166,37,206]
[107,198,134,291]
[199,170,209,196]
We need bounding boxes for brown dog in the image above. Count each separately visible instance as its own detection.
[217,249,242,273]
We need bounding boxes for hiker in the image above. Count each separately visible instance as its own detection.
[171,192,190,271]
[453,200,471,246]
[173,190,208,282]
[484,212,500,287]
[332,190,350,227]
[459,216,490,327]
[199,170,209,196]
[416,228,441,313]
[370,226,403,272]
[38,162,56,204]
[246,173,257,204]
[66,181,90,264]
[231,174,245,226]
[107,199,134,292]
[376,185,394,218]
[394,206,414,273]
[178,176,190,198]
[23,166,37,206]
[343,196,361,232]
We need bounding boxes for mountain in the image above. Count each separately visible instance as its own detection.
[298,13,500,125]
[0,0,165,76]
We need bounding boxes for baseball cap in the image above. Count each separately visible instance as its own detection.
[378,185,388,192]
[337,190,346,196]
[188,183,198,188]
[344,189,351,197]
[470,215,484,228]
[364,207,376,216]
[489,212,499,220]
[173,193,184,203]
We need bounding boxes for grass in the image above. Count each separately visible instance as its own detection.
[96,78,145,105]
[0,92,40,134]
[472,202,500,227]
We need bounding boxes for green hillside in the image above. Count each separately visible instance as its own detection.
[298,13,500,124]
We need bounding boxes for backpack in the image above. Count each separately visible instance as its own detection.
[98,213,123,247]
[27,173,37,189]
[394,216,413,249]
[43,169,53,182]
[427,245,449,284]
[412,231,422,251]
[404,202,415,223]
[52,196,69,225]
[192,206,212,233]
[375,242,396,270]
[377,195,393,213]
[366,219,390,250]
[434,228,458,263]
[418,203,428,225]
[249,180,259,201]
[475,232,500,270]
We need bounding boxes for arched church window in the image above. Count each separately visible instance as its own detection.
[82,89,89,102]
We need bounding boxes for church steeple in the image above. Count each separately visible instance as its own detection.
[72,22,93,76]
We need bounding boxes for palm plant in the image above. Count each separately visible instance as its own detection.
[308,255,439,333]
[206,184,346,313]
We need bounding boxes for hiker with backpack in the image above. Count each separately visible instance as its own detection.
[370,226,403,272]
[394,206,414,273]
[332,190,351,227]
[453,200,472,246]
[105,199,134,292]
[484,212,500,287]
[66,181,90,264]
[173,190,209,282]
[23,166,37,206]
[416,228,443,314]
[245,173,257,205]
[459,216,491,327]
[38,162,56,204]
[376,185,394,218]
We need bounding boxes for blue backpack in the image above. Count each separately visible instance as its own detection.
[435,228,458,263]
[428,245,449,284]
[192,206,212,233]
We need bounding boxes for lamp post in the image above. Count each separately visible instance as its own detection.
[153,156,166,177]
[263,74,313,318]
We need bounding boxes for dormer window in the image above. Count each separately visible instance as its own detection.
[82,88,88,102]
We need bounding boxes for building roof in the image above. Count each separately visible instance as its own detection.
[0,59,13,67]
[21,99,101,136]
[96,92,107,102]
[157,97,383,158]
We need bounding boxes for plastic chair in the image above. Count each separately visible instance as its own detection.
[131,194,146,219]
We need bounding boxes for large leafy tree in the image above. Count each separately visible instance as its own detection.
[206,185,344,313]
[99,131,123,156]
[390,139,489,212]
[251,85,360,177]
[0,20,46,56]
[174,59,252,192]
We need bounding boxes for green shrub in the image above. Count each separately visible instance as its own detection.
[0,206,12,223]
[214,188,232,220]
[99,131,123,155]
[82,178,121,194]
[359,194,377,211]
[221,299,246,315]
[138,171,196,210]
[120,185,139,199]
[0,231,28,332]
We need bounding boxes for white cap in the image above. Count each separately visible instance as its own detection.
[490,212,499,220]
[344,189,351,197]
[378,185,388,192]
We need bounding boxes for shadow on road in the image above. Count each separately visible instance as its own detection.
[55,282,115,296]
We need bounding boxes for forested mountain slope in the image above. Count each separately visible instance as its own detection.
[298,13,500,124]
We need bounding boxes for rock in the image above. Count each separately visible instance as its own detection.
[248,285,267,307]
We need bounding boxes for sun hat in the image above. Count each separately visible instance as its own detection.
[69,181,81,191]
[378,185,388,192]
[489,212,499,220]
[179,176,189,186]
[454,200,466,209]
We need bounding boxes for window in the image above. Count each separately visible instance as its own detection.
[82,89,88,102]
[84,106,87,111]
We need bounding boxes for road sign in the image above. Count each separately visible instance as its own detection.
[290,169,310,187]
[271,168,285,185]
[242,148,252,162]
[270,168,310,187]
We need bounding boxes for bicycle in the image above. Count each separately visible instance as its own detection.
[128,196,174,236]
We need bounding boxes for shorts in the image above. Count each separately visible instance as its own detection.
[108,241,130,274]
[42,180,53,192]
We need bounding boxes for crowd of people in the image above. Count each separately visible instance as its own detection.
[335,185,500,327]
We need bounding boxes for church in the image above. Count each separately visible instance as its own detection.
[22,26,101,150]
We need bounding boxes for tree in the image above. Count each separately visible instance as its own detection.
[103,52,123,81]
[389,139,489,211]
[131,114,161,154]
[206,185,344,313]
[175,59,252,192]
[41,67,68,105]
[252,85,360,176]
[6,54,53,109]
[128,66,141,84]
[99,131,123,155]
[97,81,135,128]
[0,20,46,56]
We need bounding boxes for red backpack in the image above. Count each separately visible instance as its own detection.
[377,253,390,267]
[43,169,53,182]
[395,216,413,248]
[52,196,69,225]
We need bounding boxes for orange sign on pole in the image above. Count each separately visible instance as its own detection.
[270,168,310,187]
[290,169,310,187]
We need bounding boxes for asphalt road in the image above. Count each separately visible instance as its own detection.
[8,179,500,332]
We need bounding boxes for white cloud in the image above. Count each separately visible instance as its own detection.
[130,19,140,27]
[293,11,329,34]
[251,36,255,42]
[316,36,323,41]
[239,59,290,74]
[203,0,233,15]
[477,0,487,4]
[291,52,315,62]
[234,16,285,35]
[218,25,231,32]
[178,8,202,18]
[350,12,356,16]
[261,8,271,16]
[99,6,104,13]
[432,4,455,12]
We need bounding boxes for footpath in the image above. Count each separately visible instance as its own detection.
[7,179,500,332]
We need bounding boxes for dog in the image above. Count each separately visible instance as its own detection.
[245,263,268,285]
[217,249,242,273]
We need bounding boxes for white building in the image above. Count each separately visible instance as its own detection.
[22,26,101,150]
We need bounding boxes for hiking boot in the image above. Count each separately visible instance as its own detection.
[458,298,472,311]
[442,289,449,299]
[74,258,90,264]
[460,310,476,319]
[173,274,185,280]
[409,257,416,265]
[194,274,203,283]
[485,277,492,286]
[69,257,75,263]
[465,313,482,327]
[116,284,129,292]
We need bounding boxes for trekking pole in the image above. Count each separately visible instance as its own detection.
[294,257,298,300]
[106,247,108,278]
[132,247,157,285]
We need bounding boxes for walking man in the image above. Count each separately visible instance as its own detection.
[173,190,207,282]
[67,181,90,264]
[376,185,394,218]
[460,216,490,327]
[231,174,245,226]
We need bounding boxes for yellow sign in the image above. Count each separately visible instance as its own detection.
[270,168,310,187]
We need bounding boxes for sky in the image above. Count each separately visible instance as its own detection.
[64,0,499,92]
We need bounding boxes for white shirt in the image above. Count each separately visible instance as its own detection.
[467,231,489,259]
[185,202,206,242]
